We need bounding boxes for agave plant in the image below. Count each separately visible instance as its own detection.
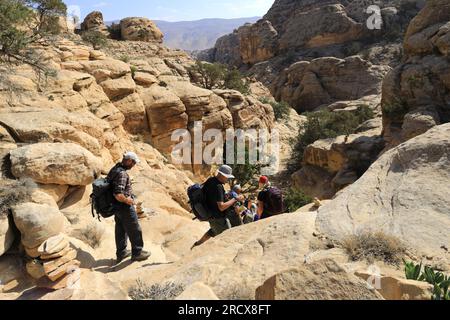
[403,260,450,300]
[439,276,450,301]
[403,259,422,280]
[420,266,445,285]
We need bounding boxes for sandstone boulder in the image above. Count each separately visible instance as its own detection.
[100,75,136,100]
[278,4,364,51]
[273,56,390,112]
[0,215,14,256]
[316,124,450,259]
[255,259,382,300]
[355,270,433,300]
[38,234,69,255]
[120,17,163,43]
[112,93,147,134]
[214,89,275,130]
[175,282,219,300]
[12,203,65,249]
[382,0,450,149]
[140,86,188,154]
[238,20,279,65]
[114,212,318,299]
[81,11,109,36]
[0,110,108,156]
[80,59,131,80]
[10,143,102,186]
[293,117,384,199]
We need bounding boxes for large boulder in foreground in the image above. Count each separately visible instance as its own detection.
[255,259,382,300]
[12,203,65,249]
[10,143,102,186]
[115,212,319,299]
[316,124,450,259]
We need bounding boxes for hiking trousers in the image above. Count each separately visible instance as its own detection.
[114,203,144,258]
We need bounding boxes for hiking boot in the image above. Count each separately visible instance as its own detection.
[131,251,151,262]
[116,250,132,263]
[190,241,202,250]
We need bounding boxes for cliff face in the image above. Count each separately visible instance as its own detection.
[381,0,450,149]
[207,1,424,84]
[0,11,278,297]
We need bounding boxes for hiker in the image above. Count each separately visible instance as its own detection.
[256,176,285,220]
[241,196,258,224]
[107,152,151,263]
[225,184,245,227]
[191,165,245,249]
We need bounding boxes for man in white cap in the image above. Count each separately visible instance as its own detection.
[191,165,245,249]
[107,152,151,263]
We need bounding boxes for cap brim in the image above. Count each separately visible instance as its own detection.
[219,172,235,179]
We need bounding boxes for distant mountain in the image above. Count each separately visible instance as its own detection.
[106,17,260,51]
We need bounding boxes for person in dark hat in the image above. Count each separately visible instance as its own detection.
[191,165,245,249]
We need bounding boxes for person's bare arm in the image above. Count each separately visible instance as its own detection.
[217,198,238,212]
[257,201,264,217]
[217,195,245,212]
[115,194,134,206]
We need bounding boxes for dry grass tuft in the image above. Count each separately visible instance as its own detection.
[128,279,185,300]
[342,232,406,265]
[72,223,105,249]
[0,179,32,216]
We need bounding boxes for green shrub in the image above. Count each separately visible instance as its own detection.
[189,61,226,90]
[107,23,121,40]
[0,0,66,67]
[272,101,292,121]
[119,55,130,63]
[81,30,108,50]
[225,144,270,192]
[223,68,249,95]
[382,98,409,120]
[284,188,313,212]
[189,61,249,94]
[289,105,374,172]
[130,65,137,78]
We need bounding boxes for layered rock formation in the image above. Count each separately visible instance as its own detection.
[316,123,450,260]
[120,17,164,43]
[272,56,390,112]
[81,11,109,35]
[1,3,449,301]
[293,117,385,199]
[381,0,450,149]
[208,0,423,69]
[0,10,278,299]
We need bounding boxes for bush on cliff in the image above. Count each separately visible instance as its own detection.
[189,61,249,94]
[0,0,67,67]
[289,105,374,172]
[82,30,108,50]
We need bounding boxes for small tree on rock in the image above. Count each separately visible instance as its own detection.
[0,0,67,67]
[82,30,108,50]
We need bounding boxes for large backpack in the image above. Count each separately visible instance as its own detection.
[187,184,213,222]
[90,166,125,220]
[265,187,285,216]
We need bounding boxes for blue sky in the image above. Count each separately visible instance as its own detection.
[64,0,274,22]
